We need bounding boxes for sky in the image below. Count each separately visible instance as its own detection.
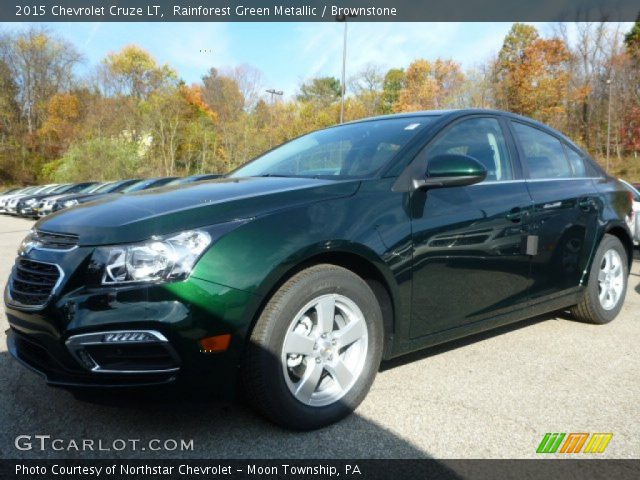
[0,22,631,99]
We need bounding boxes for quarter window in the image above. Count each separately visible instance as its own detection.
[425,117,513,181]
[564,146,589,177]
[512,122,572,179]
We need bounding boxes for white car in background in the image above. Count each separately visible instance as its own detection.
[3,184,58,215]
[620,179,640,245]
[0,186,40,213]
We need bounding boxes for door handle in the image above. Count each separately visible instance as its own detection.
[543,201,562,209]
[579,198,595,210]
[506,208,525,223]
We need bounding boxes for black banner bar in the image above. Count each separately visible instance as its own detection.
[2,0,640,22]
[2,459,639,480]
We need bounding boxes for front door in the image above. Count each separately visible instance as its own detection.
[410,116,533,338]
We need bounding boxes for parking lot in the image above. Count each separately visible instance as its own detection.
[0,214,638,459]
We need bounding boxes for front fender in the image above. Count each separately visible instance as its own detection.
[190,195,403,340]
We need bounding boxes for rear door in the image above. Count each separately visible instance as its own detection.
[509,121,600,302]
[409,116,533,338]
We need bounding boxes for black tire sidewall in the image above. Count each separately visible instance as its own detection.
[254,267,383,430]
[587,235,628,323]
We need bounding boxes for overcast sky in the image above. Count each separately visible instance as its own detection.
[0,22,633,98]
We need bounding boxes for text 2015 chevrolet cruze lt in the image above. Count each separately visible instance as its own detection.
[5,110,633,430]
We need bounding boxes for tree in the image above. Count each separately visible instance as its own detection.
[0,59,22,184]
[496,23,539,70]
[52,137,141,182]
[0,27,82,134]
[395,59,465,111]
[142,85,218,176]
[102,45,177,99]
[37,92,82,157]
[349,64,385,116]
[493,24,571,127]
[381,68,405,113]
[201,68,245,122]
[225,64,263,111]
[624,14,640,64]
[297,77,341,105]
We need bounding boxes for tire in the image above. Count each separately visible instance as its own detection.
[241,264,383,430]
[570,234,628,324]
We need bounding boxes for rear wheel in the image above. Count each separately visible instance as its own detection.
[241,264,383,430]
[570,234,628,324]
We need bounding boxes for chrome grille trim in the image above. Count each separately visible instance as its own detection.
[7,258,64,310]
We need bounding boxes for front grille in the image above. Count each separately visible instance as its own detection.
[35,230,79,250]
[9,258,61,308]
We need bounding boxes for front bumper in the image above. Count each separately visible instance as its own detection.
[38,206,53,217]
[6,328,180,387]
[18,206,37,217]
[5,248,261,394]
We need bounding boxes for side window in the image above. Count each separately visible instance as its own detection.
[426,117,513,181]
[564,146,590,178]
[512,122,572,179]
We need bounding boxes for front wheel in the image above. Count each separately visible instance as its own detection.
[241,264,383,430]
[570,234,628,324]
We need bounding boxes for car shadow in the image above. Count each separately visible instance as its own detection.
[381,311,561,372]
[0,348,456,464]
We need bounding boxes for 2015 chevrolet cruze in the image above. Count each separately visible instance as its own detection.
[5,110,633,430]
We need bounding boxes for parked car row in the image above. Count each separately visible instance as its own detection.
[0,174,221,220]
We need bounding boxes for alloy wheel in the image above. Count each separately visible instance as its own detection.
[281,294,368,407]
[598,248,624,310]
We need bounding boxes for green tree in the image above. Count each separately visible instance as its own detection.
[381,68,405,113]
[496,23,539,68]
[297,77,341,105]
[624,14,640,63]
[52,137,141,182]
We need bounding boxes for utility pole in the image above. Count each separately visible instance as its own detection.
[336,13,356,124]
[606,78,612,172]
[265,89,283,147]
[265,89,283,104]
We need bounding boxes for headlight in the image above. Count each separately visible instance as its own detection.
[18,230,38,255]
[25,198,37,206]
[100,230,211,284]
[62,199,78,208]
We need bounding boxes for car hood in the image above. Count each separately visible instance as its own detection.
[37,177,361,245]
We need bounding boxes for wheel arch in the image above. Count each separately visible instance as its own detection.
[604,223,634,271]
[244,247,399,359]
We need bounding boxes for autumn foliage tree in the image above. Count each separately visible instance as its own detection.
[0,22,639,186]
[493,24,571,127]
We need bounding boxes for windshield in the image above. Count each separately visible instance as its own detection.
[166,178,188,186]
[230,117,437,179]
[77,183,101,193]
[35,185,58,194]
[90,182,118,193]
[121,180,155,193]
[49,184,72,194]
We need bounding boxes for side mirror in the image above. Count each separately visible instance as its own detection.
[413,154,487,190]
